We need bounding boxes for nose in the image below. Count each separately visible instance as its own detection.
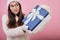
[14,6,17,9]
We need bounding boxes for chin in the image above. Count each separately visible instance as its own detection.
[14,12,19,15]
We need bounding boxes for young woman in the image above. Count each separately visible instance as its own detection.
[2,0,33,40]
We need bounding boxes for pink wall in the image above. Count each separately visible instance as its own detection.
[0,0,60,40]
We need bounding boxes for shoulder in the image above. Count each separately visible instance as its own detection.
[2,14,9,23]
[2,14,8,20]
[2,14,8,18]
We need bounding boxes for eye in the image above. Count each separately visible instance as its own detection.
[10,5,14,7]
[16,4,19,6]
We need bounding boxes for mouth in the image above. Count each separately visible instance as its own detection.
[14,10,18,12]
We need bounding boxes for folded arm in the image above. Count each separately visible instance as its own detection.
[2,15,26,37]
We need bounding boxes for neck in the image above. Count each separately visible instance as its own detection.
[15,15,18,22]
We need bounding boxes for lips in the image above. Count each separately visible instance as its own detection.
[14,10,18,12]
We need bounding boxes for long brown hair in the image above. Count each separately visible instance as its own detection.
[7,2,24,28]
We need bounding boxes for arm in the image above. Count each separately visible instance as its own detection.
[2,14,25,37]
[21,25,36,35]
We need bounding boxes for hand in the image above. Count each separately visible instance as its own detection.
[21,25,28,33]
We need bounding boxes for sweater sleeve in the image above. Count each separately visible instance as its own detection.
[2,14,26,37]
[21,25,36,35]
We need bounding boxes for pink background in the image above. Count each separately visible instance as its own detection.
[0,0,60,40]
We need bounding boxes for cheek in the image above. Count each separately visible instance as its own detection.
[10,7,14,12]
[17,6,20,12]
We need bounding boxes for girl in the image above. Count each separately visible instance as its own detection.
[2,0,33,40]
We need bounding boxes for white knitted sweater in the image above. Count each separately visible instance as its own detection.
[2,14,33,40]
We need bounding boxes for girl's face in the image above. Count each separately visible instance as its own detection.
[10,1,20,15]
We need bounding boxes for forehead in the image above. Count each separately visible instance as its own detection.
[10,1,19,5]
